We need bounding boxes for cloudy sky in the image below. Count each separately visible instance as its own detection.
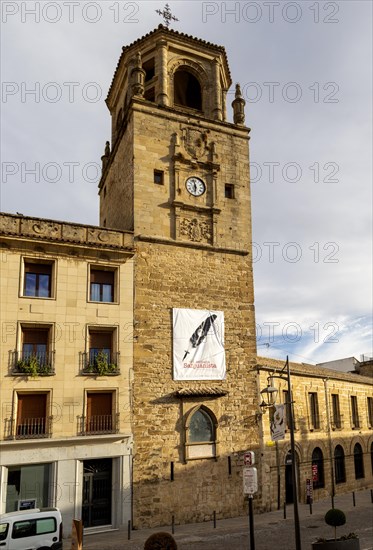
[1,1,372,365]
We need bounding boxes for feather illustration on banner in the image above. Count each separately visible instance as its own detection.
[173,308,226,381]
[182,314,217,360]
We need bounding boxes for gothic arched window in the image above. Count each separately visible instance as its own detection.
[185,406,216,460]
[334,445,346,484]
[312,447,325,489]
[174,69,202,111]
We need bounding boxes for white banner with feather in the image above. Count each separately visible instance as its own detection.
[173,308,226,380]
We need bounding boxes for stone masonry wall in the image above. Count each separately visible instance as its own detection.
[132,241,258,528]
[100,116,134,231]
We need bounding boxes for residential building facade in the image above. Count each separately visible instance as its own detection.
[0,213,134,535]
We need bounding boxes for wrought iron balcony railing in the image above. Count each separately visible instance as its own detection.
[12,350,55,376]
[4,416,53,440]
[77,414,120,435]
[80,351,120,376]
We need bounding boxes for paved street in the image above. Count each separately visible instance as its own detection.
[64,489,373,549]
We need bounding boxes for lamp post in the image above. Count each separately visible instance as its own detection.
[260,356,302,550]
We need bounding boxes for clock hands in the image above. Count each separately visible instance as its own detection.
[186,177,206,196]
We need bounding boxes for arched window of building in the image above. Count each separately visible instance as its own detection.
[312,447,325,488]
[354,443,364,479]
[174,69,202,111]
[334,445,346,484]
[185,406,216,460]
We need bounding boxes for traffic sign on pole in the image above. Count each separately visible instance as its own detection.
[244,451,255,466]
[243,467,258,495]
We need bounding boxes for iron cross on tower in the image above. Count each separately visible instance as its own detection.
[156,4,179,27]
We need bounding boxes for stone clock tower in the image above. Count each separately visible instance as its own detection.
[99,25,258,528]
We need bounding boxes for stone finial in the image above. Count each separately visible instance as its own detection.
[131,51,146,97]
[232,82,246,126]
[135,51,142,69]
[101,141,111,171]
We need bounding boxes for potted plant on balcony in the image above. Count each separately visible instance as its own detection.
[16,355,40,378]
[16,355,52,377]
[87,350,118,376]
[312,509,360,549]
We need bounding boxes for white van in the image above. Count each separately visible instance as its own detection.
[0,508,62,550]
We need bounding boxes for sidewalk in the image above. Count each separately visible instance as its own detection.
[66,489,373,550]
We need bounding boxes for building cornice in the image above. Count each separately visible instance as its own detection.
[256,362,373,386]
[135,234,249,256]
[0,213,134,254]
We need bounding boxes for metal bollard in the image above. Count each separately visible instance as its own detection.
[352,491,356,507]
[309,501,313,515]
[213,510,216,528]
[127,520,131,540]
[283,501,286,519]
[371,489,373,503]
[172,515,175,534]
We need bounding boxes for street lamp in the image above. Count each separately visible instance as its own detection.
[260,356,302,550]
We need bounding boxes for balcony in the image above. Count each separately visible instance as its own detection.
[12,351,55,377]
[77,413,120,435]
[4,416,53,440]
[80,351,120,376]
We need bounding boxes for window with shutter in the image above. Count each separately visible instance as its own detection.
[16,394,48,438]
[86,392,114,433]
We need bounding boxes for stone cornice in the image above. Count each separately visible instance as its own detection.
[172,201,221,215]
[0,433,132,448]
[99,98,250,190]
[131,99,251,137]
[135,234,249,256]
[256,361,373,386]
[0,213,134,253]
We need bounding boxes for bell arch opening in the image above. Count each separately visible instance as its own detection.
[174,69,202,111]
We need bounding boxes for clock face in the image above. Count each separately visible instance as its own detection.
[186,177,206,197]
